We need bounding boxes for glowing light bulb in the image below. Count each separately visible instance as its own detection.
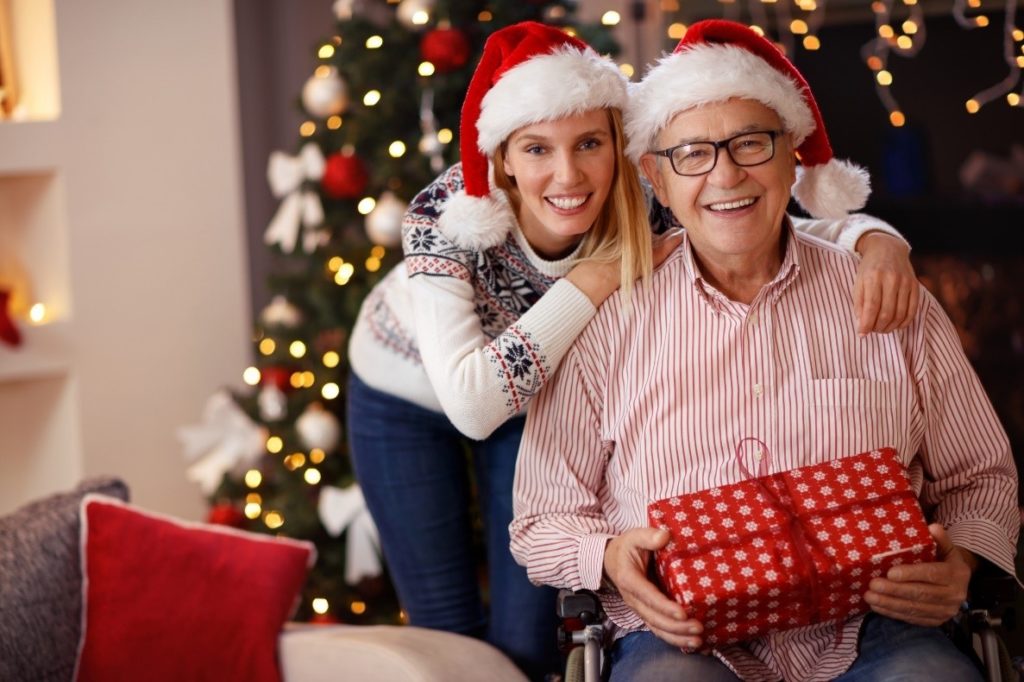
[351,601,367,614]
[322,382,341,400]
[243,367,261,386]
[876,70,893,86]
[1008,93,1021,106]
[619,64,634,77]
[965,99,980,113]
[245,469,262,488]
[264,511,284,529]
[327,116,342,130]
[363,90,381,106]
[878,25,895,39]
[300,121,316,137]
[418,61,435,77]
[366,35,383,49]
[411,10,429,24]
[304,468,322,484]
[244,502,261,519]
[866,56,883,71]
[601,11,621,25]
[28,303,46,323]
[314,65,332,78]
[803,36,821,50]
[389,141,407,157]
[328,256,343,272]
[889,111,906,127]
[371,245,386,258]
[896,36,912,49]
[975,15,989,27]
[323,351,340,368]
[290,340,307,358]
[259,338,276,355]
[313,598,329,615]
[289,372,304,389]
[319,44,335,59]
[437,128,453,144]
[668,23,687,39]
[790,20,808,35]
[477,10,492,21]
[1013,29,1023,41]
[310,448,326,464]
[358,197,376,214]
[903,20,918,34]
[267,436,284,454]
[365,257,381,272]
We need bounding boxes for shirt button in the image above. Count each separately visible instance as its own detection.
[754,383,763,397]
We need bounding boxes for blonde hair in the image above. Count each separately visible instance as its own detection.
[492,108,653,303]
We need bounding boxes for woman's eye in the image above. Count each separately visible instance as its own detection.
[579,138,601,150]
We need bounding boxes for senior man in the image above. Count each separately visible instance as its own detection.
[509,20,1018,682]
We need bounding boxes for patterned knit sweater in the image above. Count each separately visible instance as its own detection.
[348,163,903,440]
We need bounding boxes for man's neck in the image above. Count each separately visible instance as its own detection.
[691,229,788,305]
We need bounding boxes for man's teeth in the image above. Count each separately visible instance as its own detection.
[708,197,756,211]
[548,196,587,210]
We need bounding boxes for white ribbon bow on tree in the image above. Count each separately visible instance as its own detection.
[264,142,327,253]
[318,484,383,584]
[178,390,267,495]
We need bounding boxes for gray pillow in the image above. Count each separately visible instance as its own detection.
[0,477,129,682]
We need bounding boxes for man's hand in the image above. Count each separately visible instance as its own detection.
[863,524,974,626]
[603,527,704,649]
[853,232,920,336]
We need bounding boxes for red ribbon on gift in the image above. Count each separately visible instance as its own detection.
[734,437,842,643]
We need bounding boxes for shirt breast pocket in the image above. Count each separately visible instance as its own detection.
[806,378,905,457]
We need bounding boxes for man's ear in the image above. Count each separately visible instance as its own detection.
[639,153,669,206]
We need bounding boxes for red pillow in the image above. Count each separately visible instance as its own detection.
[74,495,315,682]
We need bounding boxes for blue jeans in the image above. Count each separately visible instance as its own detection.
[347,374,560,680]
[608,615,982,681]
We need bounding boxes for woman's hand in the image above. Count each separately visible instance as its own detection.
[566,229,684,308]
[853,232,920,335]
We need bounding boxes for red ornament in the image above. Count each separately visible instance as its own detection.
[420,28,471,74]
[261,365,294,393]
[0,288,22,347]
[321,152,369,199]
[206,503,245,528]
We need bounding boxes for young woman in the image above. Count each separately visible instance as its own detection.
[347,22,918,680]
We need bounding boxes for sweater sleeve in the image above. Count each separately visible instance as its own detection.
[792,213,910,254]
[402,165,598,440]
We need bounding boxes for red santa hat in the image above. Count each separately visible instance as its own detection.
[625,19,870,219]
[438,21,629,250]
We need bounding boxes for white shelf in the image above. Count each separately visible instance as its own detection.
[0,318,72,383]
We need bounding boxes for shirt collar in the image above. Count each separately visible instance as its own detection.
[680,216,802,311]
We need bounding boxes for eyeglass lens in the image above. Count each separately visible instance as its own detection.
[671,132,775,175]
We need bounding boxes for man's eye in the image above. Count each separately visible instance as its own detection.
[525,145,546,155]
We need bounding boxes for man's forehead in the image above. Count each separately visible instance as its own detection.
[659,98,781,142]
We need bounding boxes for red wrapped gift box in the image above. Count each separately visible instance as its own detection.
[648,447,936,648]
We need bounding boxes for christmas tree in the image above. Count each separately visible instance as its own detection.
[180,0,619,625]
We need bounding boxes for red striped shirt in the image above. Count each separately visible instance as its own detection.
[510,223,1018,681]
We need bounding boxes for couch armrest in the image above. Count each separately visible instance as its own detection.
[278,623,529,682]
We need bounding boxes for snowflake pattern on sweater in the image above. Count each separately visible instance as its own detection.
[402,164,556,412]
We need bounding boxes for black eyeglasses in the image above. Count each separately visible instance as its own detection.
[652,130,781,176]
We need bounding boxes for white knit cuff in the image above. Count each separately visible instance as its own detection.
[835,213,910,256]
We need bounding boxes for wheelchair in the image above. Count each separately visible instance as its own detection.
[556,572,1021,682]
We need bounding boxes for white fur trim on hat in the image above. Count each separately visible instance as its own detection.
[477,46,628,156]
[437,191,516,251]
[625,44,815,163]
[792,159,871,218]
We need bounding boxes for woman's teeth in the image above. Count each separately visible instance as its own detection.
[547,196,587,210]
[708,197,756,211]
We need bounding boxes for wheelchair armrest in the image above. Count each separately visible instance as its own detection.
[557,589,604,624]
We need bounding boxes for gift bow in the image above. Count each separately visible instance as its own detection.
[264,143,326,253]
[318,484,383,584]
[178,390,266,495]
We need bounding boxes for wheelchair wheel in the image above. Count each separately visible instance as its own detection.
[564,646,585,682]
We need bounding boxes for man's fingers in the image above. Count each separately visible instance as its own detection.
[649,623,703,650]
[928,523,957,558]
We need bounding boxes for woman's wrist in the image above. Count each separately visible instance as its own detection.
[566,261,619,307]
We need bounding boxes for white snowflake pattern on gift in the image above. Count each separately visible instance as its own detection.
[882,524,894,534]
[700,576,713,587]
[674,511,687,521]
[699,515,711,524]
[693,559,706,570]
[759,553,772,564]
[693,499,705,509]
[717,562,730,574]
[733,489,745,499]
[724,580,737,590]
[716,502,728,512]
[841,534,854,544]
[739,505,752,515]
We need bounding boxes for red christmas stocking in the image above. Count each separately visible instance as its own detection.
[0,288,22,347]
